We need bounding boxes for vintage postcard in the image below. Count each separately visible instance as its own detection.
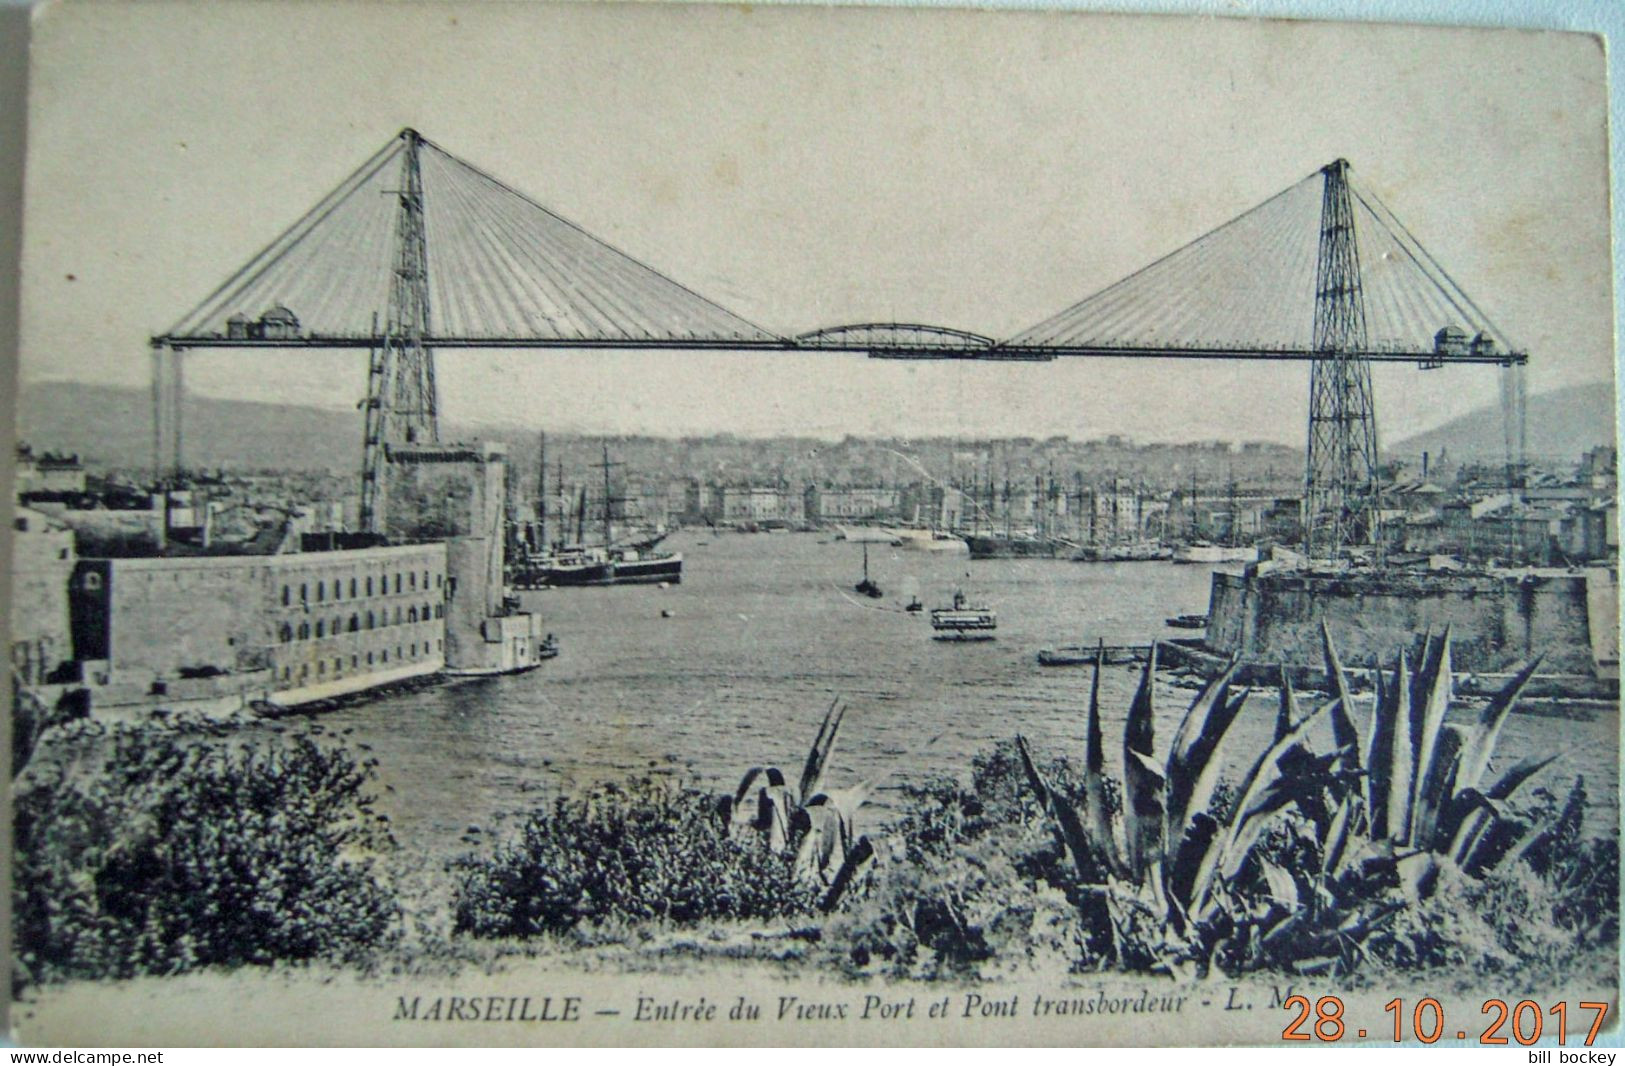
[7,0,1618,1048]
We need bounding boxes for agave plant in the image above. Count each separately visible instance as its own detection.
[1016,627,1561,976]
[1317,624,1552,894]
[1016,641,1352,969]
[718,698,875,912]
[1245,626,1557,973]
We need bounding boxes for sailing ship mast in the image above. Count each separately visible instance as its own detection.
[855,541,882,597]
[557,457,566,552]
[1226,469,1240,548]
[1003,472,1012,539]
[535,431,547,553]
[593,444,633,551]
[602,445,613,551]
[1034,473,1044,540]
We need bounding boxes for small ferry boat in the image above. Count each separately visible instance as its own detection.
[930,591,997,640]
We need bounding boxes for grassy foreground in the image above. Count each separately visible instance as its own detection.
[11,632,1619,992]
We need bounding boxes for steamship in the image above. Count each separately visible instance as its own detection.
[516,544,682,588]
[510,442,682,588]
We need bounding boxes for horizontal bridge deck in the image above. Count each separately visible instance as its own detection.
[151,334,1528,366]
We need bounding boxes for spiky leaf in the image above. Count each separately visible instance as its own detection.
[1122,644,1164,881]
[1189,697,1337,917]
[819,835,874,912]
[1319,623,1363,772]
[1276,667,1297,744]
[1082,645,1123,875]
[798,699,845,803]
[1016,734,1102,885]
[1412,723,1464,851]
[1485,753,1558,802]
[1165,659,1248,847]
[1407,629,1455,845]
[1455,656,1544,792]
[1367,649,1415,843]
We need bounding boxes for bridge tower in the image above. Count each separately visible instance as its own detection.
[360,128,440,534]
[1304,158,1380,560]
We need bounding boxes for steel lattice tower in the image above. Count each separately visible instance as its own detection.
[359,129,440,533]
[1304,159,1380,560]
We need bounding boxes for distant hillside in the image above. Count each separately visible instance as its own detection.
[32,377,1610,479]
[1394,382,1617,462]
[14,380,1307,490]
[16,381,655,473]
[17,382,368,472]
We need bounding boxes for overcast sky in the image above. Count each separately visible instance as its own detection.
[18,3,1615,445]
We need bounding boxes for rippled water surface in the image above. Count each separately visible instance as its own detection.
[324,531,1617,858]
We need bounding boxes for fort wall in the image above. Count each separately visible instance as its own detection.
[70,541,447,710]
[1207,567,1617,677]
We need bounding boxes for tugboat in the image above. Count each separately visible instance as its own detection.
[930,591,997,640]
[855,543,883,598]
[905,596,924,614]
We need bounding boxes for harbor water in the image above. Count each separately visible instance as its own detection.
[323,530,1618,861]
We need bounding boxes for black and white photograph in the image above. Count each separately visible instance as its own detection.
[5,0,1619,1047]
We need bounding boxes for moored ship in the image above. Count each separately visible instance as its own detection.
[1172,478,1258,564]
[510,441,682,588]
[963,533,1069,559]
[835,523,901,544]
[513,545,683,588]
[886,526,969,553]
[1172,541,1259,564]
[1037,643,1149,666]
[1072,539,1172,562]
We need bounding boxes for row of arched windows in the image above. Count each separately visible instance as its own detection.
[280,569,443,607]
[277,602,443,643]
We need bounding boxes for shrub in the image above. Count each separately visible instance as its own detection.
[821,745,1092,979]
[720,699,875,910]
[1366,820,1617,986]
[13,717,400,984]
[451,778,820,939]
